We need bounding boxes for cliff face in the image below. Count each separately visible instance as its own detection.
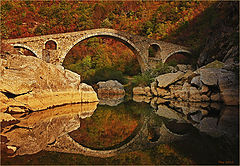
[0,53,99,113]
[197,1,239,69]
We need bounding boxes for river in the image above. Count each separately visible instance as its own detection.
[1,97,239,165]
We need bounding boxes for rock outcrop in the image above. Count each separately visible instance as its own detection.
[97,80,125,95]
[0,53,99,112]
[133,60,239,106]
[197,2,239,68]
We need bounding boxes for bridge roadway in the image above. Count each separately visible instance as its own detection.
[2,28,191,72]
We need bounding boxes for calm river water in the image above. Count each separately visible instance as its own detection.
[1,97,239,165]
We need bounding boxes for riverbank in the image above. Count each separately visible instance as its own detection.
[132,60,239,106]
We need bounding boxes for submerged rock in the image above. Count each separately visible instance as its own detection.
[0,54,98,112]
[199,68,238,105]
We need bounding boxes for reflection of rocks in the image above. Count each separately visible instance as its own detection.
[1,103,97,156]
[97,80,125,95]
[196,106,239,139]
[133,95,151,103]
[156,105,183,122]
[147,96,238,142]
[0,54,99,112]
[98,93,125,106]
[134,94,238,142]
[96,80,125,106]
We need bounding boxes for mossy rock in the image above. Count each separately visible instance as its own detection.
[201,60,224,69]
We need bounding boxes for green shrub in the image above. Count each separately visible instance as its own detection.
[88,66,126,84]
[151,62,170,77]
[132,62,170,87]
[166,60,177,67]
[132,71,154,87]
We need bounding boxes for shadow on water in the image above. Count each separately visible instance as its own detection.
[1,98,239,165]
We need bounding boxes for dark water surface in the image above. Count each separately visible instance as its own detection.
[1,98,239,165]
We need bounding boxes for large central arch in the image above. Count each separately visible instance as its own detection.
[61,32,145,71]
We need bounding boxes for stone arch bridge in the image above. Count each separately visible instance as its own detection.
[2,28,191,72]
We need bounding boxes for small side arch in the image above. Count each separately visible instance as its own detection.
[148,43,161,58]
[163,50,191,64]
[44,39,58,50]
[12,44,39,57]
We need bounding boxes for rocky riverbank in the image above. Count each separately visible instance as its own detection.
[0,53,99,113]
[133,61,239,106]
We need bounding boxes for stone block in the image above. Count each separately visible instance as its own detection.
[155,71,184,88]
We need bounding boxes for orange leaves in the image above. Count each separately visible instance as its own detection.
[2,0,212,45]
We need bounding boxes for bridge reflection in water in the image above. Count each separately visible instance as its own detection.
[1,99,238,164]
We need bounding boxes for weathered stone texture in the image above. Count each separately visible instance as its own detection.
[0,54,98,112]
[155,71,184,88]
[97,80,125,95]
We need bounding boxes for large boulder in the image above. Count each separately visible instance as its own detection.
[97,80,125,95]
[0,54,99,112]
[199,68,238,105]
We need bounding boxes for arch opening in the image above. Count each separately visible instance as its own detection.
[62,32,146,73]
[63,36,141,84]
[165,51,192,64]
[13,46,37,57]
[45,40,57,50]
[148,44,161,58]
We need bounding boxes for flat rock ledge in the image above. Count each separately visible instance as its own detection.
[133,60,239,106]
[0,53,99,113]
